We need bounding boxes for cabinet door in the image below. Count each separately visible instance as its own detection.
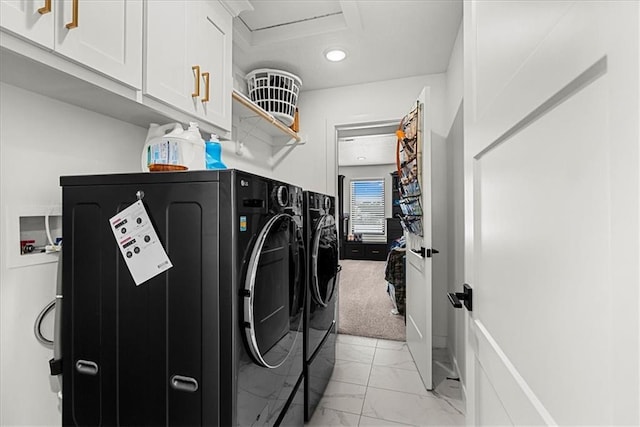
[54,0,142,88]
[365,244,387,261]
[0,0,54,49]
[145,1,200,117]
[196,0,232,133]
[344,243,364,260]
[145,0,232,133]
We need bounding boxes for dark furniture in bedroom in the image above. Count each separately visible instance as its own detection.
[342,242,387,261]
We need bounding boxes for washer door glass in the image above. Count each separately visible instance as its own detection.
[243,214,304,368]
[311,215,339,307]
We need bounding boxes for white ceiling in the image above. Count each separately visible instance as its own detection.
[338,133,397,167]
[233,0,463,92]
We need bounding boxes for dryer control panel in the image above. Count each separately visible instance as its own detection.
[308,193,334,216]
[269,183,303,218]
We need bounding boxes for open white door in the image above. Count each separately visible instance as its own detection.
[463,1,639,424]
[401,88,433,391]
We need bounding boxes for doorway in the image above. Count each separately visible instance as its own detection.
[335,121,405,341]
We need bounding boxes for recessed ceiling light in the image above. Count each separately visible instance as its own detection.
[325,48,347,62]
[357,156,366,161]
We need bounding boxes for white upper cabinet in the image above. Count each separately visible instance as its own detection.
[0,0,142,89]
[0,0,54,49]
[1,0,244,136]
[54,0,142,88]
[145,0,233,134]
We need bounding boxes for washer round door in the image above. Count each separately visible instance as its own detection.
[243,213,305,368]
[311,215,339,307]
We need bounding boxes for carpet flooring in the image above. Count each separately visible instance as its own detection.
[337,259,406,341]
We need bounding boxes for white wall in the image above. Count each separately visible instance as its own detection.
[443,22,466,388]
[445,23,464,133]
[430,132,449,349]
[0,82,148,426]
[445,104,465,383]
[225,114,277,177]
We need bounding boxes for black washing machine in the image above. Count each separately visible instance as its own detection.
[60,169,305,426]
[302,191,341,421]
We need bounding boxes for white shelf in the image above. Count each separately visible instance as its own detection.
[232,89,301,145]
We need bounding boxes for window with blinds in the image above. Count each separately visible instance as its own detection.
[350,179,385,235]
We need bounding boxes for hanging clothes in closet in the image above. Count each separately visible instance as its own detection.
[384,237,406,318]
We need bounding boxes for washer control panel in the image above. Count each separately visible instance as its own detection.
[276,185,289,208]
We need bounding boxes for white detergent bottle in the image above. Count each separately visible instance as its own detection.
[183,122,206,170]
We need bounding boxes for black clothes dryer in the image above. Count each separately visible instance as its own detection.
[302,191,341,421]
[60,169,305,426]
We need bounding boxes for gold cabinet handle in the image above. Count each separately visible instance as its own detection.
[65,0,78,29]
[201,72,210,103]
[38,0,51,14]
[192,65,200,98]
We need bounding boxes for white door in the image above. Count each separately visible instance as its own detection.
[404,88,433,390]
[463,1,639,425]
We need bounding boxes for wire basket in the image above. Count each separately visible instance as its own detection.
[246,68,302,126]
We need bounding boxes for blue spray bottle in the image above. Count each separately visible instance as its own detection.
[205,133,227,170]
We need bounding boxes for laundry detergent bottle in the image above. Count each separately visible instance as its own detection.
[141,122,183,171]
[141,122,206,171]
[205,133,227,170]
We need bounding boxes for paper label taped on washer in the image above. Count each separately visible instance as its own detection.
[109,200,173,285]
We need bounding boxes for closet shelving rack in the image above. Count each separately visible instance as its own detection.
[232,89,302,145]
[395,102,424,236]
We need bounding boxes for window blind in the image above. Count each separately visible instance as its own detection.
[350,179,385,235]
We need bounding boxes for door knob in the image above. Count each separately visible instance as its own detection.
[447,284,472,311]
[411,247,426,257]
[410,247,440,257]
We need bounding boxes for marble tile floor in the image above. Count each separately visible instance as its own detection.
[306,334,465,426]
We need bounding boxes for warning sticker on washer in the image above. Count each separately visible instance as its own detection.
[109,200,172,286]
